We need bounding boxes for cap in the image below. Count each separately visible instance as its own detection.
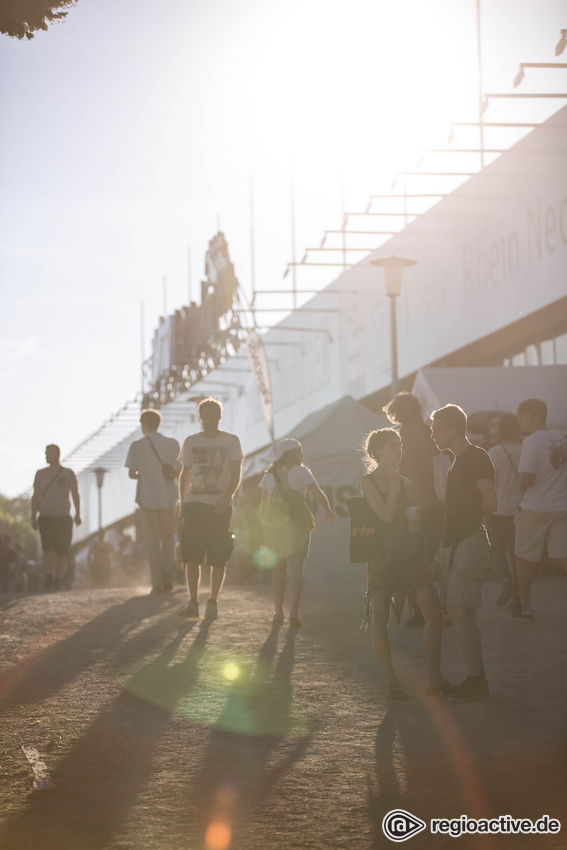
[274,438,302,462]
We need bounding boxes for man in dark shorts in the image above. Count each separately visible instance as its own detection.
[178,398,243,620]
[431,405,497,701]
[31,444,81,592]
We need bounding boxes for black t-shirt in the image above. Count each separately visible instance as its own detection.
[442,445,495,547]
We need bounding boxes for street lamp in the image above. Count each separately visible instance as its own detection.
[93,468,107,531]
[371,256,416,397]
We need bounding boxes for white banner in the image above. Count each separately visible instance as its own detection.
[245,330,275,446]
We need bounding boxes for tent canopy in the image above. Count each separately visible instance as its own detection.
[412,366,567,433]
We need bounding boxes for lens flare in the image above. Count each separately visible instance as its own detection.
[253,546,278,569]
[205,821,232,850]
[222,662,240,681]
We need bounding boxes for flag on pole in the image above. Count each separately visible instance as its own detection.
[245,330,275,447]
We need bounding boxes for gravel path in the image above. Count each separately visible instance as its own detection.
[0,573,566,850]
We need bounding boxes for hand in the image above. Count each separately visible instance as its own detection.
[214,494,231,514]
[430,557,441,581]
[324,509,335,523]
[75,515,82,527]
[177,510,185,528]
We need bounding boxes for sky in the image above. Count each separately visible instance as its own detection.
[1,0,566,496]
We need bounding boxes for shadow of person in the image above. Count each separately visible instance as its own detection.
[0,620,211,850]
[184,626,316,848]
[0,594,180,713]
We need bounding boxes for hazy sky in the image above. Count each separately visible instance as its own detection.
[1,0,565,496]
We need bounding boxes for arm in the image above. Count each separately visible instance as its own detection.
[70,477,82,526]
[477,478,498,514]
[307,483,335,522]
[215,459,243,514]
[178,465,192,518]
[361,474,400,524]
[518,471,535,494]
[31,482,40,531]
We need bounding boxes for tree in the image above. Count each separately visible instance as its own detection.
[0,0,78,40]
[0,493,38,559]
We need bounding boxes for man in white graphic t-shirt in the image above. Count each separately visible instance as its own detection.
[513,398,567,621]
[178,397,244,620]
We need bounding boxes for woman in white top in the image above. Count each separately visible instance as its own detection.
[260,438,335,627]
[487,413,523,607]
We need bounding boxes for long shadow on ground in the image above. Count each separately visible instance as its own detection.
[0,619,211,850]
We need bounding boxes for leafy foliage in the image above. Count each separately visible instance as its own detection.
[0,494,37,559]
[0,0,78,40]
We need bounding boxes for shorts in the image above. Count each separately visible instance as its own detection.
[38,515,73,556]
[139,506,177,544]
[181,502,234,568]
[514,508,567,563]
[439,527,490,609]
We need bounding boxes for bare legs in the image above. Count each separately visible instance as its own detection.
[516,557,567,610]
[43,549,67,581]
[272,555,305,617]
[185,562,226,602]
[445,602,483,677]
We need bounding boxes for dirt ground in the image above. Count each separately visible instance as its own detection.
[1,571,566,850]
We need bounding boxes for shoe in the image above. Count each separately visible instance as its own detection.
[150,585,163,594]
[510,608,534,622]
[180,600,199,618]
[289,611,302,628]
[43,575,53,592]
[387,678,409,700]
[161,578,173,592]
[426,678,458,696]
[496,579,513,607]
[204,599,218,621]
[508,594,522,617]
[449,676,489,702]
[272,612,284,625]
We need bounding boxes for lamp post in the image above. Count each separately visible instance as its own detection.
[93,468,107,531]
[371,256,416,397]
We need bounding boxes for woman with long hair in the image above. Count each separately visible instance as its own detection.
[361,428,453,700]
[260,438,335,627]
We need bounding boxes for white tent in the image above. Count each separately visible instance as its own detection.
[412,366,567,433]
[240,395,388,582]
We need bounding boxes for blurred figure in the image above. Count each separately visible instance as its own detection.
[88,530,114,588]
[487,414,523,607]
[431,405,497,701]
[260,438,334,628]
[513,399,567,621]
[31,444,81,592]
[383,392,445,626]
[126,409,181,593]
[13,543,29,593]
[0,534,18,593]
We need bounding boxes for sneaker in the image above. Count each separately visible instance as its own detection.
[426,678,458,696]
[289,611,302,628]
[508,594,522,617]
[204,599,218,621]
[150,585,163,594]
[161,578,173,593]
[272,612,284,625]
[180,600,199,619]
[496,579,513,607]
[449,676,489,702]
[510,608,534,622]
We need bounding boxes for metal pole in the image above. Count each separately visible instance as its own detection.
[291,154,297,310]
[389,295,399,397]
[187,246,192,304]
[140,301,145,396]
[97,486,102,531]
[249,175,256,304]
[162,275,167,317]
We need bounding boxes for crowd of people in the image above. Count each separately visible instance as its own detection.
[9,391,567,702]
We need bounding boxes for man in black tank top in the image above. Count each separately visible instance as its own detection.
[431,405,497,702]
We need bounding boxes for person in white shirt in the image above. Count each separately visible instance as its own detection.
[125,409,181,593]
[178,398,244,620]
[31,444,81,592]
[260,438,334,627]
[487,413,523,608]
[514,398,567,621]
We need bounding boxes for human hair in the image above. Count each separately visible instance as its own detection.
[46,444,61,461]
[431,404,467,436]
[516,398,547,423]
[363,428,401,470]
[266,448,301,476]
[498,412,521,441]
[140,409,161,431]
[383,392,424,425]
[198,397,223,417]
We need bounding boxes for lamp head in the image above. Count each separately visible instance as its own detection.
[556,30,567,56]
[371,255,417,297]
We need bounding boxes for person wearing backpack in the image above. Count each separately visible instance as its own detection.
[260,438,334,627]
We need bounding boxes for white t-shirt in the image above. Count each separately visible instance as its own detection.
[33,466,78,517]
[125,432,181,510]
[488,443,523,516]
[180,431,244,506]
[518,429,567,512]
[260,464,316,495]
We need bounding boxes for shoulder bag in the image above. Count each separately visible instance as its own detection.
[346,477,385,564]
[146,436,179,481]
